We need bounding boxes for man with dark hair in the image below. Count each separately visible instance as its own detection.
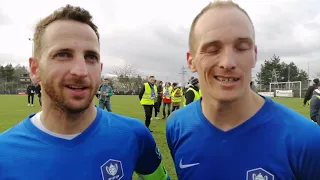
[303,78,320,106]
[26,83,36,106]
[35,83,42,106]
[139,76,157,131]
[156,80,163,117]
[0,5,169,180]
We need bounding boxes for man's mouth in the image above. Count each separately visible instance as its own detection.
[214,76,240,83]
[66,85,88,90]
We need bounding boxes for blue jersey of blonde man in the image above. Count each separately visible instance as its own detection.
[0,5,169,180]
[166,1,320,180]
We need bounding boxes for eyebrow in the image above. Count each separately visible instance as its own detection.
[49,48,100,56]
[201,37,253,48]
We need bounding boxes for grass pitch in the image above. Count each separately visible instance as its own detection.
[0,95,310,179]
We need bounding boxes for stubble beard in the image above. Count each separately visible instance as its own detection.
[43,78,97,118]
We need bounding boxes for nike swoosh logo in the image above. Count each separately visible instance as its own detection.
[179,159,200,169]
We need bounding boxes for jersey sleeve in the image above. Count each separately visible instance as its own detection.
[296,127,320,179]
[135,125,170,180]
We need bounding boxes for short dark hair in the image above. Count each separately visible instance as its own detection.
[149,76,155,78]
[33,4,99,58]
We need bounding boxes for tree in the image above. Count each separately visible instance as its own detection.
[110,62,139,91]
[256,54,308,85]
[111,62,138,77]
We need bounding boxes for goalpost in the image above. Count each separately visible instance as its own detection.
[269,81,302,98]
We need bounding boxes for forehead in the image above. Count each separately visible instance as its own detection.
[41,20,99,54]
[195,7,254,45]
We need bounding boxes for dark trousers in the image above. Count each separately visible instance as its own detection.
[162,103,171,118]
[143,105,153,128]
[28,94,34,104]
[172,105,180,112]
[153,102,159,117]
[157,97,162,111]
[38,94,42,106]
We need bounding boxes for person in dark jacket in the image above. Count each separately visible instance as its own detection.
[35,84,42,106]
[184,78,201,106]
[310,86,320,124]
[303,78,320,106]
[27,83,36,106]
[156,81,163,115]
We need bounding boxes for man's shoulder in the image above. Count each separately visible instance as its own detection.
[99,110,151,137]
[166,101,199,129]
[271,101,320,141]
[0,118,30,148]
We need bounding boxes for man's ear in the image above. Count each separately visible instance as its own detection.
[187,51,197,73]
[29,57,41,83]
[252,45,258,68]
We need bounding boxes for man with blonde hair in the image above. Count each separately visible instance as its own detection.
[166,1,320,179]
[0,5,169,180]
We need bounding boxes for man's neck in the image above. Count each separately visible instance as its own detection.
[40,98,97,135]
[201,90,265,132]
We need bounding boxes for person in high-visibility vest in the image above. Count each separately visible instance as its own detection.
[310,86,320,124]
[161,82,172,119]
[138,76,157,132]
[172,83,183,112]
[184,77,201,106]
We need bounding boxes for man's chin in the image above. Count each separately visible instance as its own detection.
[59,99,93,114]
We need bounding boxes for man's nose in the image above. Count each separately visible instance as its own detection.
[218,49,236,71]
[69,57,88,78]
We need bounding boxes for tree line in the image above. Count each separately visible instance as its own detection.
[256,54,309,87]
[0,64,29,93]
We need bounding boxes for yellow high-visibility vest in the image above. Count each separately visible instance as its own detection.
[163,86,173,99]
[172,88,182,103]
[140,83,157,105]
[183,88,201,107]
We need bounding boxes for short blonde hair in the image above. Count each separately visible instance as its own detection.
[33,4,100,58]
[188,0,255,54]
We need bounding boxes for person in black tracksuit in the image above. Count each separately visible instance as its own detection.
[303,78,320,106]
[35,84,42,106]
[139,76,156,132]
[27,84,36,106]
[155,81,163,115]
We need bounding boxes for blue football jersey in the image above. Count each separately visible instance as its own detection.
[0,107,169,180]
[166,98,320,180]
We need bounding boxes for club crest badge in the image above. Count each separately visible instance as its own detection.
[247,168,274,180]
[101,159,124,180]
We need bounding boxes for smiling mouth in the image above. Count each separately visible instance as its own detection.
[214,76,240,83]
[66,85,88,90]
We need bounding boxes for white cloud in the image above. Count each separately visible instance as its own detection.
[0,0,319,82]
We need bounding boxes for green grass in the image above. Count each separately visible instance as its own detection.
[0,95,310,179]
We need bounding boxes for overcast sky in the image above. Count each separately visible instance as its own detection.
[0,0,319,83]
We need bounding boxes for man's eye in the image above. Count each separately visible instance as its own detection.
[236,43,250,51]
[85,54,99,61]
[55,52,71,58]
